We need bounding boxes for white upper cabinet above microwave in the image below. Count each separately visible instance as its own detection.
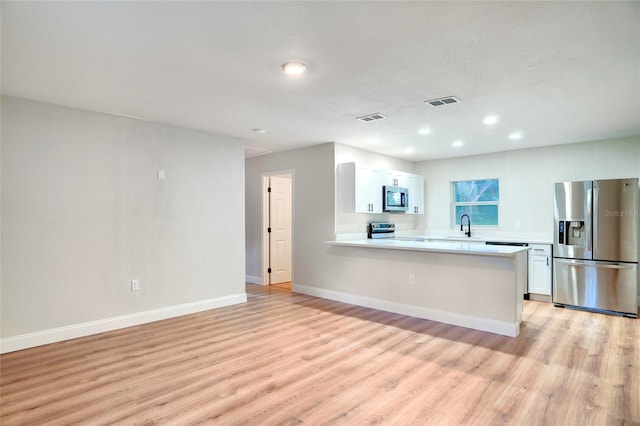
[337,162,382,213]
[382,170,409,188]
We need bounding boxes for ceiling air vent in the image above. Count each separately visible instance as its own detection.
[356,113,387,122]
[425,96,460,107]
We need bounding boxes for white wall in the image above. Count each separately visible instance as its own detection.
[416,137,640,239]
[1,97,246,349]
[245,143,336,285]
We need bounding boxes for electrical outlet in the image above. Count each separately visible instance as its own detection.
[515,221,522,229]
[131,279,139,291]
[409,274,415,285]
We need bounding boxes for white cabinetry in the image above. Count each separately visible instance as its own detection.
[383,170,424,214]
[406,174,424,215]
[337,162,382,213]
[528,244,552,299]
[337,162,424,215]
[382,170,408,188]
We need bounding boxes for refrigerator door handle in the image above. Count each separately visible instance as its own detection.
[555,259,635,270]
[588,185,594,254]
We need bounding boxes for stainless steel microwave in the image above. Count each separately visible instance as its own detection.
[382,186,409,212]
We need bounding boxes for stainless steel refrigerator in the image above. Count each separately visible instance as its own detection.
[553,178,639,317]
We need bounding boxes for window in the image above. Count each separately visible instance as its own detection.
[453,179,499,226]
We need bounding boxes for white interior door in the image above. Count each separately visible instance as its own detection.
[269,175,292,284]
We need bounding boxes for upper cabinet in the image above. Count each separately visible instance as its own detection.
[382,170,409,188]
[406,174,424,215]
[337,162,383,213]
[338,162,424,215]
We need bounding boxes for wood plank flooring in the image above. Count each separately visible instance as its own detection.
[1,284,638,425]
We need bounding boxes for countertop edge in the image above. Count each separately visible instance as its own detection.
[325,240,530,258]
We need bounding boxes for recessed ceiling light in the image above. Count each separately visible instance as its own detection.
[282,62,307,76]
[405,147,415,154]
[252,128,266,133]
[508,131,524,141]
[483,115,500,125]
[418,128,432,135]
[452,140,464,148]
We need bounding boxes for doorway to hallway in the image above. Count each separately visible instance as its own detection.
[262,172,293,285]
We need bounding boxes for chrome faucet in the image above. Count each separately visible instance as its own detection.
[460,214,471,237]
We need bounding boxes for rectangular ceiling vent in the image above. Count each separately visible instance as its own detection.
[425,96,460,107]
[356,113,387,122]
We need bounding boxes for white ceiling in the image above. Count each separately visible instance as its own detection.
[2,1,639,161]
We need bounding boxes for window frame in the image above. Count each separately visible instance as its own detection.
[451,178,500,228]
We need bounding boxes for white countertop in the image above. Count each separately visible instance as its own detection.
[335,232,553,245]
[426,235,553,245]
[326,239,530,257]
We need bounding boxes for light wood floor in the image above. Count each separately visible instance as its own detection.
[270,281,292,290]
[1,284,638,425]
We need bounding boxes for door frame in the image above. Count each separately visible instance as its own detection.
[262,170,294,286]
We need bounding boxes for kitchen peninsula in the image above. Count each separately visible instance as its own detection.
[309,239,529,337]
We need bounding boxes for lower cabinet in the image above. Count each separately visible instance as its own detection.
[528,244,552,299]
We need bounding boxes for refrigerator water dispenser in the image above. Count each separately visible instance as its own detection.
[557,220,585,247]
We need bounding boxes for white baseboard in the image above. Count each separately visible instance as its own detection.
[293,284,519,337]
[245,275,263,285]
[0,293,247,354]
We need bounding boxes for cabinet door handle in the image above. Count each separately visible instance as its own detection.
[546,257,549,266]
